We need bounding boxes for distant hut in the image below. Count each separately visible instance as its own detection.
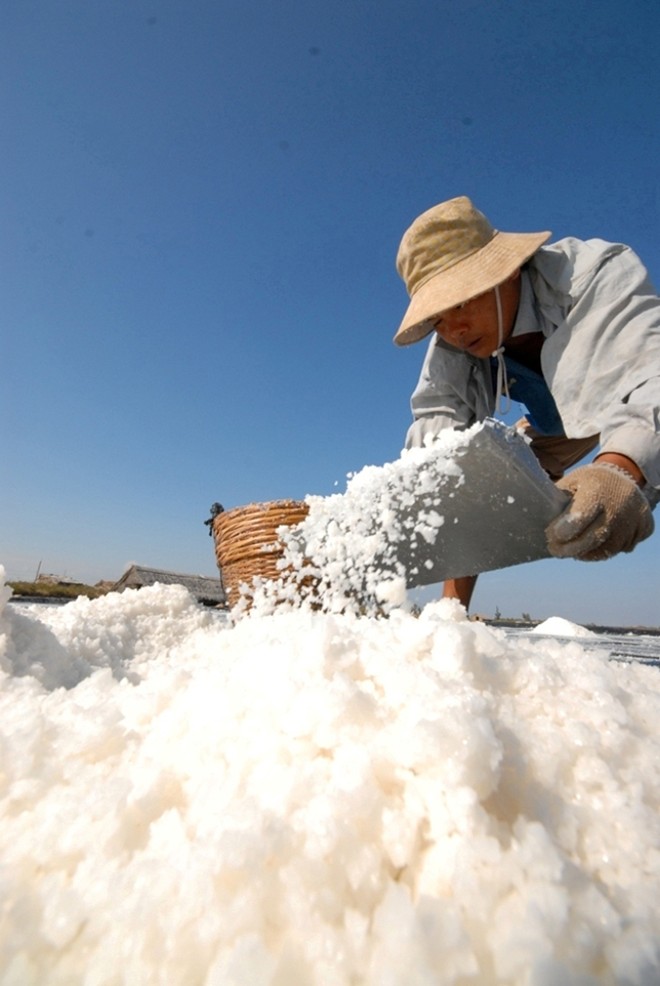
[112,565,226,607]
[36,573,77,586]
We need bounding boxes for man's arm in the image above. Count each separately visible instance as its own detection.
[442,575,477,608]
[405,337,485,449]
[594,452,644,485]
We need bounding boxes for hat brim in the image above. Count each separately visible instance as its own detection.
[393,229,551,346]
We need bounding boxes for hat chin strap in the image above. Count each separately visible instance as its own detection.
[491,285,511,414]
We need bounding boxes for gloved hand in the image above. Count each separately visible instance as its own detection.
[546,463,654,561]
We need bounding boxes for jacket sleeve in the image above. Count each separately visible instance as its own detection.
[405,337,485,448]
[598,378,660,506]
[537,241,660,498]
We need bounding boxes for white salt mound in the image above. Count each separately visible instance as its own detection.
[2,568,660,985]
[533,616,597,637]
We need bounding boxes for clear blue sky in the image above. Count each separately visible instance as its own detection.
[2,0,659,626]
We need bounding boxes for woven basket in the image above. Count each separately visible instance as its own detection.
[213,499,310,608]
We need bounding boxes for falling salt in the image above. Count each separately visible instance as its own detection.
[264,426,476,615]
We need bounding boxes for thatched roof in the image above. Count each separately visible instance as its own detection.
[112,565,226,606]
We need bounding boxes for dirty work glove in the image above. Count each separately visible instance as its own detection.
[546,463,654,561]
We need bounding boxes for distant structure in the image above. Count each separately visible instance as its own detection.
[95,580,116,592]
[36,573,77,586]
[112,565,226,607]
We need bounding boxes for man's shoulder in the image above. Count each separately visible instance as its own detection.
[529,237,631,295]
[534,236,627,266]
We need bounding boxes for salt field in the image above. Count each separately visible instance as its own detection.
[2,568,660,985]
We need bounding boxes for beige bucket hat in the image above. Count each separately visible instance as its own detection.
[394,196,551,346]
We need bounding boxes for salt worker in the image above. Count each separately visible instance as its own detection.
[394,195,659,609]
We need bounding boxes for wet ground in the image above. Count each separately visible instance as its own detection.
[502,626,660,667]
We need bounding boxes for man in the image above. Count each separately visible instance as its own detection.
[394,196,658,608]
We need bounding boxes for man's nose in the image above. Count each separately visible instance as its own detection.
[443,319,469,342]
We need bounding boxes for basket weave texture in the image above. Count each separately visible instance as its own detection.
[213,499,309,607]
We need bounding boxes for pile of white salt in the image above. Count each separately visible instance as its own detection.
[1,568,659,984]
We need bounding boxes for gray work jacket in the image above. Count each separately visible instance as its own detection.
[406,237,660,495]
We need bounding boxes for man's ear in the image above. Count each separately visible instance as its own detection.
[507,268,521,283]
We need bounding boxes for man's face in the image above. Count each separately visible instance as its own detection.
[432,272,521,358]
